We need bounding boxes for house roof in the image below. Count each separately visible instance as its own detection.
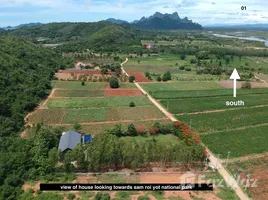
[58,130,81,152]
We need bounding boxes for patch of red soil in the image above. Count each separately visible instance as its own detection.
[104,89,143,96]
[128,72,151,82]
[218,80,268,89]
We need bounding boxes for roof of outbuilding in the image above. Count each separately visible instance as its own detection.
[58,130,81,152]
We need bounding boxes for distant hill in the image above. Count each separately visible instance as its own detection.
[0,28,5,32]
[105,18,129,24]
[133,12,202,30]
[3,22,43,30]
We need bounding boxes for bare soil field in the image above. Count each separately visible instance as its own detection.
[218,80,268,88]
[128,72,151,82]
[104,89,143,96]
[228,156,268,200]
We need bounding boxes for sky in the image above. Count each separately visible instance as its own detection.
[1,0,268,27]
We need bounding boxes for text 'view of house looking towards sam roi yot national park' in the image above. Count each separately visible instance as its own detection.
[1,0,268,199]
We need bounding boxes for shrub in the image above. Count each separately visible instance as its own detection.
[179,66,185,70]
[67,193,76,200]
[127,124,137,136]
[162,71,172,81]
[81,81,85,86]
[180,54,186,60]
[109,76,119,88]
[185,68,192,71]
[129,102,135,107]
[242,82,252,89]
[129,76,136,83]
[156,76,162,82]
[73,123,81,132]
[138,196,150,200]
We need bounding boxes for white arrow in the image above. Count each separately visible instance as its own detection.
[230,68,241,97]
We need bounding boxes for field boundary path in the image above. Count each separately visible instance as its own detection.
[255,75,268,85]
[121,58,250,200]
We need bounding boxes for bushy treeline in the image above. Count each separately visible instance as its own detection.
[0,36,71,199]
[0,36,72,136]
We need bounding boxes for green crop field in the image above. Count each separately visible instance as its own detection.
[53,81,107,89]
[53,89,104,97]
[118,83,137,88]
[177,106,268,133]
[63,108,108,123]
[150,88,268,99]
[140,81,224,93]
[106,106,165,121]
[46,96,152,108]
[161,93,268,114]
[201,124,268,158]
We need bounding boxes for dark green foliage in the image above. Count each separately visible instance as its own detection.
[81,81,85,86]
[156,75,162,82]
[109,77,119,88]
[94,192,110,200]
[67,193,76,200]
[180,54,186,60]
[73,123,81,132]
[127,124,137,136]
[185,68,192,71]
[128,76,135,83]
[179,66,185,70]
[144,71,152,80]
[138,196,150,200]
[162,71,172,81]
[129,102,135,107]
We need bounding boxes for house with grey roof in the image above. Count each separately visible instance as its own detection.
[58,130,82,152]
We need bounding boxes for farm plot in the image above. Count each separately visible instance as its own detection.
[128,72,150,82]
[46,96,152,108]
[161,93,268,114]
[150,88,268,99]
[63,108,108,123]
[53,89,104,97]
[177,106,268,133]
[104,89,143,97]
[201,124,268,158]
[227,157,268,200]
[53,81,107,89]
[28,109,66,124]
[140,81,224,93]
[106,106,165,121]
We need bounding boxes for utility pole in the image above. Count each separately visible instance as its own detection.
[225,151,231,166]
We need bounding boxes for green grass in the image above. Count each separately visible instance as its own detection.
[47,96,152,108]
[119,83,137,88]
[202,124,268,158]
[140,81,224,93]
[161,93,268,114]
[63,108,108,123]
[177,106,268,133]
[121,134,183,145]
[54,81,107,89]
[53,90,104,97]
[150,88,268,99]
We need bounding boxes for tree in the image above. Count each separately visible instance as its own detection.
[242,82,252,89]
[156,76,162,82]
[73,123,81,132]
[109,77,119,88]
[127,124,137,136]
[81,81,85,86]
[180,54,186,60]
[63,151,74,173]
[128,76,135,83]
[162,71,172,81]
[129,102,135,107]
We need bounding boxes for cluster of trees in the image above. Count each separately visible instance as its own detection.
[0,36,71,199]
[100,63,122,76]
[69,131,204,172]
[145,71,172,82]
